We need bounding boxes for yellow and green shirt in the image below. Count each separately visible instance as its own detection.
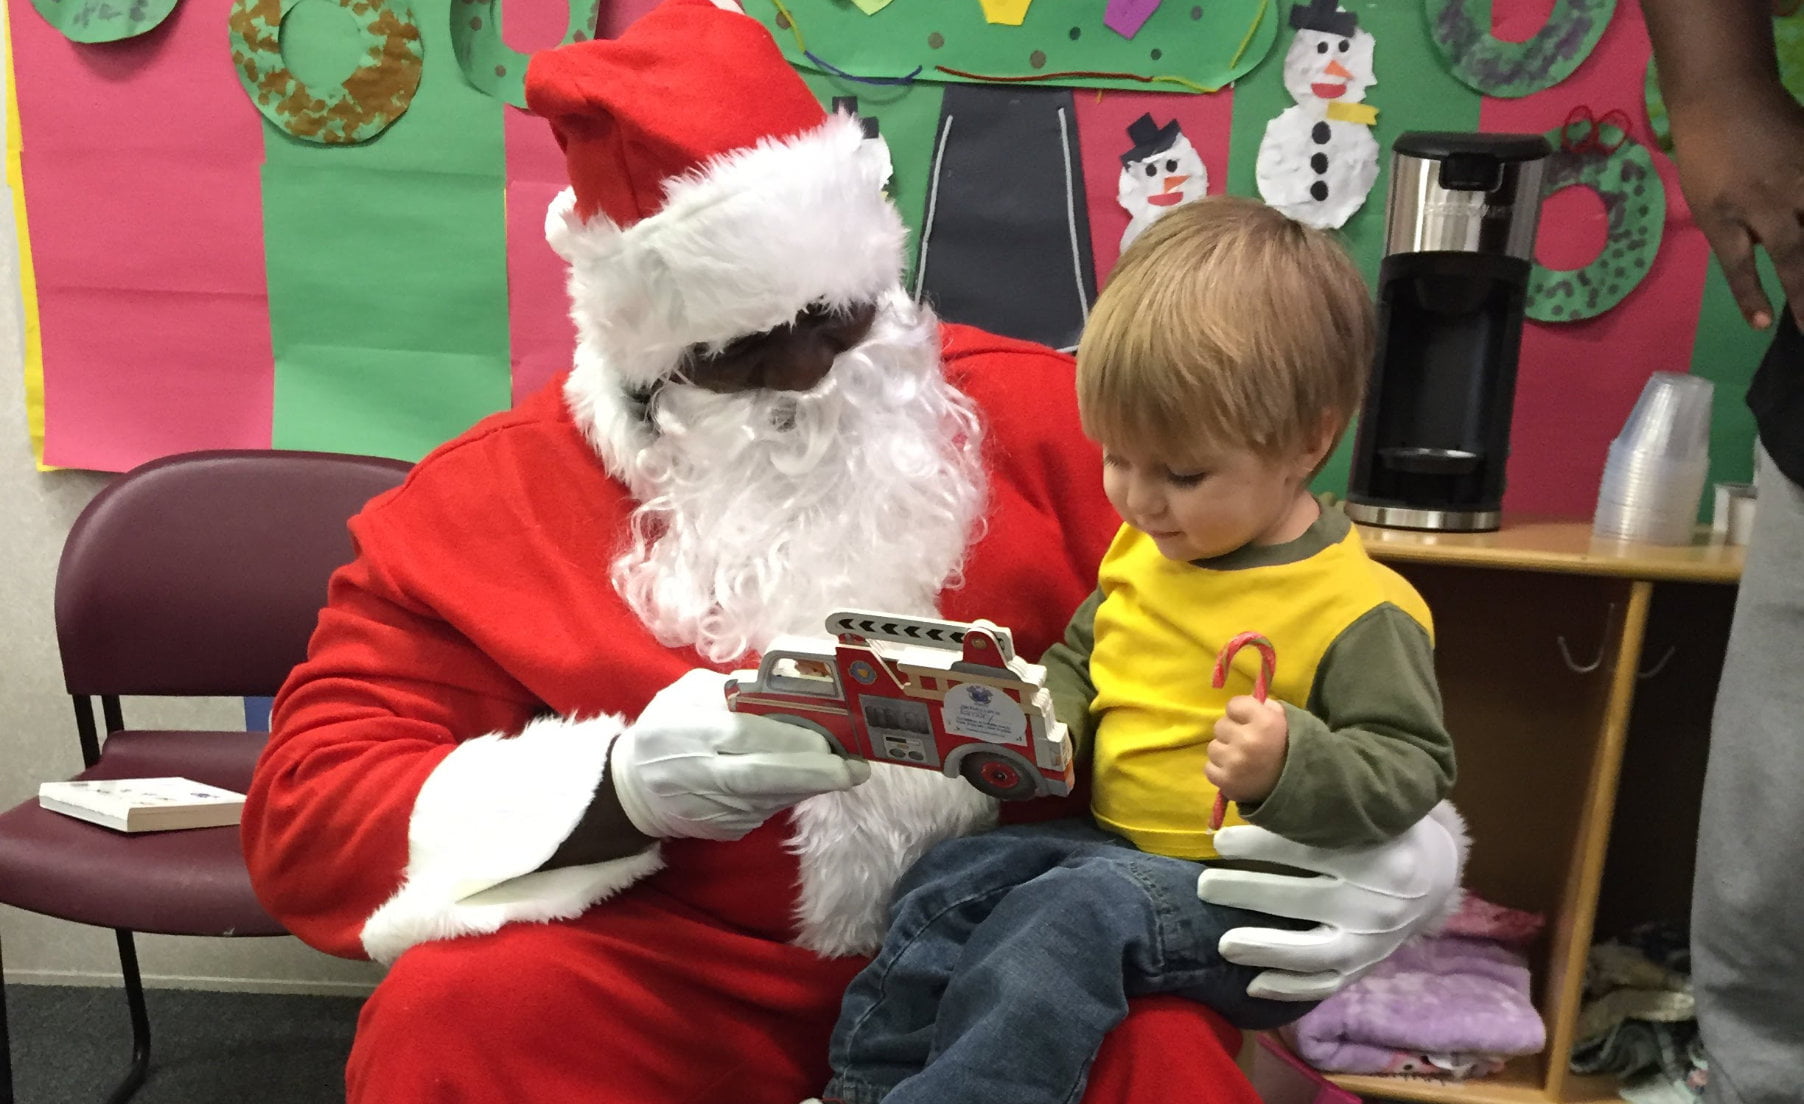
[1042,503,1455,861]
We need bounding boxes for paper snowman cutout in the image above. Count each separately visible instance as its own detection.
[1117,114,1209,254]
[1255,0,1379,230]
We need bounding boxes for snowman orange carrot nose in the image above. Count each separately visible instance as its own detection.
[1208,632,1277,833]
[1324,58,1353,80]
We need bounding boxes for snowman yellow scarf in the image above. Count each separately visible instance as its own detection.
[1325,102,1378,126]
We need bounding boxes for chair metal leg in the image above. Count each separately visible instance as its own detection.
[103,930,150,1104]
[1,932,14,1104]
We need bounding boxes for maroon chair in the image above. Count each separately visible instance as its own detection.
[0,449,412,1104]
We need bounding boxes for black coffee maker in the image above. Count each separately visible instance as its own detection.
[1345,132,1552,532]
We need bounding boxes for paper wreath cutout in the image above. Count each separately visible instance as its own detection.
[28,0,178,44]
[1527,123,1665,323]
[451,0,601,109]
[229,0,423,145]
[1425,0,1615,98]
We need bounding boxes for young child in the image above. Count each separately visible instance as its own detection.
[815,195,1457,1104]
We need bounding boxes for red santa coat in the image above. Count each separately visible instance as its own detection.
[243,323,1261,1102]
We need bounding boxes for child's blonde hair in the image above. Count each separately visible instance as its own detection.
[1076,195,1374,470]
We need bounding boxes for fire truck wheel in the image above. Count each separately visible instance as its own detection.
[959,751,1041,800]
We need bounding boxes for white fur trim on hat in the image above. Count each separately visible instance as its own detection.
[359,712,662,963]
[546,111,905,390]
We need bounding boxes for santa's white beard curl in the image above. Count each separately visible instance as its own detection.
[608,295,988,664]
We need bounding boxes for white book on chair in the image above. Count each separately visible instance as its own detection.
[37,777,246,833]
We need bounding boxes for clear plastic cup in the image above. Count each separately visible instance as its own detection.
[1616,372,1713,460]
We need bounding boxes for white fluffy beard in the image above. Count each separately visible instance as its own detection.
[608,298,988,664]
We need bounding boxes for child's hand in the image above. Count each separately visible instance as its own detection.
[1208,696,1288,804]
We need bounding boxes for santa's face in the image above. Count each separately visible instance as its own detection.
[1117,132,1209,226]
[682,302,880,394]
[608,291,987,664]
[1282,28,1376,106]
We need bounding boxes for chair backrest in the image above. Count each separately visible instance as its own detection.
[54,449,413,698]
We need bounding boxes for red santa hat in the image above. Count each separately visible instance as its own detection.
[526,0,906,388]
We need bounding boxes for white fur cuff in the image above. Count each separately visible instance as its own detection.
[359,713,664,963]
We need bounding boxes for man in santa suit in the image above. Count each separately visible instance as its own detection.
[241,2,1465,1100]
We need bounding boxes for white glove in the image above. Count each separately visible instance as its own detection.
[1196,801,1467,1001]
[610,669,871,841]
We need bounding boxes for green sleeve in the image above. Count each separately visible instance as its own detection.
[1237,603,1456,848]
[1039,588,1103,763]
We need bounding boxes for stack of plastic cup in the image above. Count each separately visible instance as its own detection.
[1593,372,1714,545]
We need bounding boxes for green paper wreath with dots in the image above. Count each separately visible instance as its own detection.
[229,0,423,146]
[28,0,179,44]
[1527,124,1666,324]
[1646,9,1804,153]
[1425,0,1615,98]
[451,0,602,110]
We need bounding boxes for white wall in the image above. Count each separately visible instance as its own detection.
[0,12,380,996]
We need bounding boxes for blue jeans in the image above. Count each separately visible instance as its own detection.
[823,818,1316,1104]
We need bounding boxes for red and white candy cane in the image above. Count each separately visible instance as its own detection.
[1208,631,1277,832]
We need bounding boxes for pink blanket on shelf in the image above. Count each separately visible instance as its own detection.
[1282,893,1548,1079]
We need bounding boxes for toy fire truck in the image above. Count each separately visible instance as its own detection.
[724,610,1073,799]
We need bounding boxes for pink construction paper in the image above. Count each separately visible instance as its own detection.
[599,0,664,39]
[1104,0,1163,39]
[1479,2,1711,517]
[505,0,595,406]
[1072,88,1238,285]
[11,0,272,471]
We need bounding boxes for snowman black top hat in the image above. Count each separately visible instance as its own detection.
[1289,0,1357,36]
[1120,113,1182,166]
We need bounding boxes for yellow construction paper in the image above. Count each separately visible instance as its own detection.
[4,0,50,469]
[979,0,1031,25]
[1325,101,1378,125]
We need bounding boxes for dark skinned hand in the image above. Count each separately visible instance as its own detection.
[1668,86,1804,330]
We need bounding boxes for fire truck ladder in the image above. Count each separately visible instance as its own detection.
[824,611,1018,664]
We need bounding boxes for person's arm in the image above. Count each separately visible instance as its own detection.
[1643,0,1804,328]
[1228,604,1456,849]
[245,500,863,964]
[1039,588,1104,762]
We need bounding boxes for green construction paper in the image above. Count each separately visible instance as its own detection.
[451,0,601,109]
[1647,9,1804,152]
[27,0,178,43]
[274,344,507,461]
[1226,0,1482,495]
[1425,0,1614,98]
[259,0,510,458]
[749,0,1277,93]
[229,0,424,145]
[262,164,510,354]
[1526,126,1664,323]
[851,0,894,13]
[800,71,945,286]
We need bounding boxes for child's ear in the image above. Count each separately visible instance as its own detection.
[1297,409,1340,475]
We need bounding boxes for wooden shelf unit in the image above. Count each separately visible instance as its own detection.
[1308,519,1742,1104]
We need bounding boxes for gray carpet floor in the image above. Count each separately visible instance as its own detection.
[4,984,361,1103]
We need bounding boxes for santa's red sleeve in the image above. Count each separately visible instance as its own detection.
[243,397,677,962]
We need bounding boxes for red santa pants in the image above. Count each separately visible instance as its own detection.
[347,887,1262,1102]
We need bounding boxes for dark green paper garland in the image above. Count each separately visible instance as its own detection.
[450,0,602,109]
[1527,123,1665,323]
[1425,0,1615,98]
